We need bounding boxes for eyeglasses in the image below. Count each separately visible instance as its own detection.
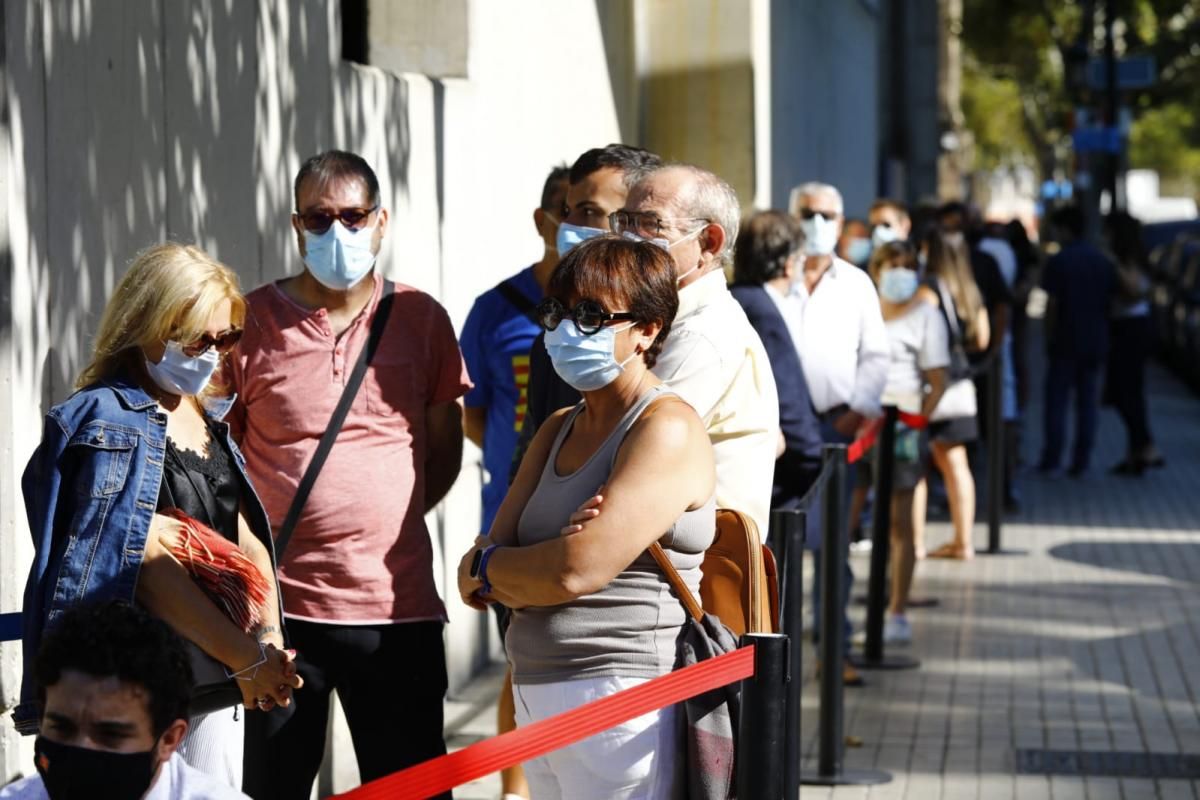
[608,211,708,239]
[179,328,243,357]
[536,298,636,336]
[295,205,379,234]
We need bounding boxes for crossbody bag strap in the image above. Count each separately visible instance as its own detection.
[496,278,538,319]
[648,542,704,622]
[274,280,396,558]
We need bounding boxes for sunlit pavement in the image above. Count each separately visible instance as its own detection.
[800,342,1200,799]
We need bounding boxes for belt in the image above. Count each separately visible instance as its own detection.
[819,404,850,424]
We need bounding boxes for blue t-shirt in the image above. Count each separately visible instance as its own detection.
[460,266,543,534]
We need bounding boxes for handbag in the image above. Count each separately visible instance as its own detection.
[648,541,741,800]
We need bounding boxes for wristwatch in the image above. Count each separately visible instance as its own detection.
[470,544,498,595]
[469,548,485,579]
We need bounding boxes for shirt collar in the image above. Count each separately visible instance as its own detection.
[676,269,729,320]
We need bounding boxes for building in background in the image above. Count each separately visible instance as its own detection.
[0,0,940,789]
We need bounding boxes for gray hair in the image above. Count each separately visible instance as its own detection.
[788,181,844,217]
[653,164,741,270]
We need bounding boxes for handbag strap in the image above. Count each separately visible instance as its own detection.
[274,280,396,558]
[648,542,704,622]
[497,277,538,319]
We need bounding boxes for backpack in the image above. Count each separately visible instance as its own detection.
[699,508,780,635]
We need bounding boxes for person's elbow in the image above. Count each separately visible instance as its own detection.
[558,562,608,601]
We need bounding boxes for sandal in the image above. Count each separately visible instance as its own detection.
[927,542,975,560]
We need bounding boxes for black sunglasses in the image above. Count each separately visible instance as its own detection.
[296,205,379,234]
[797,208,835,221]
[179,328,243,357]
[536,298,636,336]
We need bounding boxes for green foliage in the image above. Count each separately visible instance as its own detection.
[961,0,1200,187]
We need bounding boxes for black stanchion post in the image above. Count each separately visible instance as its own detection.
[737,633,789,800]
[801,446,890,786]
[781,509,805,800]
[986,352,1004,554]
[852,410,919,672]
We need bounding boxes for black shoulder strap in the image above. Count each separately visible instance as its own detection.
[274,280,396,558]
[497,278,537,319]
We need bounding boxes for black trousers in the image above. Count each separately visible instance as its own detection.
[1105,315,1154,454]
[243,620,450,799]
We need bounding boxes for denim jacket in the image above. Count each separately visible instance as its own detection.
[14,375,278,734]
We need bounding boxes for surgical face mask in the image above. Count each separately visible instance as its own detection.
[801,214,840,256]
[556,222,606,257]
[144,340,220,397]
[35,735,159,800]
[623,226,706,284]
[878,268,919,303]
[872,224,901,249]
[545,320,638,392]
[302,220,378,291]
[943,231,966,249]
[845,237,872,266]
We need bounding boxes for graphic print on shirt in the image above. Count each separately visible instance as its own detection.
[513,353,530,432]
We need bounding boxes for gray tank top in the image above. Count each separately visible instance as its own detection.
[507,385,716,684]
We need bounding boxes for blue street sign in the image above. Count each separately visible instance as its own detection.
[1087,55,1157,91]
[1072,127,1121,154]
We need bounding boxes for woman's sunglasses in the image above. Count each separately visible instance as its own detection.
[179,328,243,358]
[535,298,636,336]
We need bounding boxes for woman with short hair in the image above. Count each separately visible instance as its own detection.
[19,243,301,789]
[457,236,715,800]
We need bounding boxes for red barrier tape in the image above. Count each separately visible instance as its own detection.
[333,645,757,800]
[846,411,928,465]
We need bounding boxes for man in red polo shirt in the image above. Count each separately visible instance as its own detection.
[232,150,469,799]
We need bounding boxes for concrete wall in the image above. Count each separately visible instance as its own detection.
[769,0,884,218]
[0,0,623,784]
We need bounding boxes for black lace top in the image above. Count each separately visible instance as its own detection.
[156,422,241,544]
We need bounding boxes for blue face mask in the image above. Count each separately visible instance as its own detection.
[144,340,220,396]
[556,222,607,258]
[302,220,378,290]
[872,224,901,248]
[845,237,872,266]
[801,214,841,256]
[545,320,637,392]
[878,268,919,303]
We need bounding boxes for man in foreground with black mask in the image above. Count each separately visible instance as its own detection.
[2,601,247,800]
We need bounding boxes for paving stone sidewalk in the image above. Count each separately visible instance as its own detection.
[799,352,1200,800]
[443,353,1200,800]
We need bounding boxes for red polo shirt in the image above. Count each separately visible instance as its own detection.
[230,274,471,623]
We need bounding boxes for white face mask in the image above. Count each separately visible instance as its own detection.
[801,214,840,256]
[143,341,220,396]
[303,220,378,291]
[872,224,901,248]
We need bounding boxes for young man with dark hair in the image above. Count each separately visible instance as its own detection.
[512,144,665,467]
[1,601,247,799]
[458,164,569,800]
[232,149,471,799]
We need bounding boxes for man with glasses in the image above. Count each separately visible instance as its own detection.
[231,150,470,799]
[615,163,780,537]
[787,181,889,685]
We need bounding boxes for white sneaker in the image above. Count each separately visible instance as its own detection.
[849,539,873,553]
[883,614,912,645]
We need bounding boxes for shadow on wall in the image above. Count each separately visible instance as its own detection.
[7,0,422,413]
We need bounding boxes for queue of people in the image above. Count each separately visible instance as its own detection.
[9,136,1159,800]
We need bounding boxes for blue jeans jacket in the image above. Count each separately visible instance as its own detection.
[14,375,277,734]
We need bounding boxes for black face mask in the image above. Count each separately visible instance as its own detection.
[34,736,158,800]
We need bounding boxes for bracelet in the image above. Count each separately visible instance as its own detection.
[225,642,268,682]
[478,544,498,596]
[254,625,280,641]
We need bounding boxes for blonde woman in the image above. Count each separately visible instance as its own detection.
[16,243,301,789]
[915,229,990,560]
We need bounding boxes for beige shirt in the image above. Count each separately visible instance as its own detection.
[652,270,780,536]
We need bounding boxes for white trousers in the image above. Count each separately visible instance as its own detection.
[513,676,676,800]
[176,705,244,791]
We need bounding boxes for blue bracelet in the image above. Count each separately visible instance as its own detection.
[478,544,498,596]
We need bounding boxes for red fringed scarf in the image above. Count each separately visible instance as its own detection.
[161,509,270,633]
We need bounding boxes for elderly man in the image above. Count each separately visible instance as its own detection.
[232,150,470,799]
[787,181,889,683]
[615,163,780,535]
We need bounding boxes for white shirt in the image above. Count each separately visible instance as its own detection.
[652,270,780,537]
[785,257,889,417]
[0,752,250,800]
[882,303,950,414]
